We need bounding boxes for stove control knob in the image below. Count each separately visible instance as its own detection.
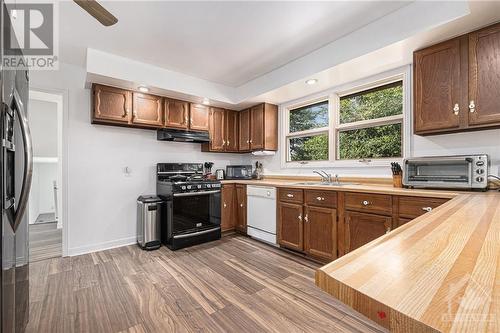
[187,185,192,190]
[197,185,202,189]
[181,186,186,190]
[206,184,211,188]
[476,160,485,166]
[476,176,484,182]
[476,169,484,174]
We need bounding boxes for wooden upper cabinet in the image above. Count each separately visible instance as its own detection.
[413,22,500,135]
[246,103,278,151]
[164,99,189,129]
[209,107,225,151]
[189,104,209,131]
[131,93,163,127]
[225,110,239,152]
[278,202,304,252]
[239,108,251,151]
[414,38,463,134]
[304,206,337,261]
[92,84,131,124]
[235,185,247,234]
[221,184,236,232]
[344,211,392,253]
[468,23,500,127]
[250,104,265,150]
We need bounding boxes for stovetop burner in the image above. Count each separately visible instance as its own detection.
[157,163,221,193]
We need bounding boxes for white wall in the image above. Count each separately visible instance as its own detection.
[28,162,57,224]
[27,99,59,224]
[30,62,246,255]
[29,99,58,158]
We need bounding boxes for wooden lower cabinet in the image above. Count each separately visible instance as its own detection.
[278,202,304,252]
[304,206,337,261]
[344,211,392,253]
[221,184,236,232]
[235,185,247,234]
[278,189,338,262]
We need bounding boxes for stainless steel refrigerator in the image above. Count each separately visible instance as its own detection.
[1,1,32,331]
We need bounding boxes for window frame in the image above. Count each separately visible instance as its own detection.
[281,66,411,169]
[285,97,331,163]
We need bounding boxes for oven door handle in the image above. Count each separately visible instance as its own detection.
[173,190,220,197]
[173,227,221,239]
[12,90,33,232]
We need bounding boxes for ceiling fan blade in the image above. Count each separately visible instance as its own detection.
[74,0,118,27]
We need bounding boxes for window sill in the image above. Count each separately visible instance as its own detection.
[282,158,403,169]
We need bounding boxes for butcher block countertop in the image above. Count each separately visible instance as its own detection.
[222,177,500,332]
[221,178,458,199]
[316,192,500,332]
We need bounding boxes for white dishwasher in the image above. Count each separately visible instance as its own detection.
[247,186,277,245]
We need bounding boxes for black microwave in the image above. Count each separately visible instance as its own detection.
[226,165,252,180]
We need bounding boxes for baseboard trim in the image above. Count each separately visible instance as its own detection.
[68,236,137,256]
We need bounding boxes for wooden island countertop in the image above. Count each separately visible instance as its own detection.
[316,191,500,332]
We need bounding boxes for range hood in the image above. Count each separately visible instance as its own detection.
[157,128,210,143]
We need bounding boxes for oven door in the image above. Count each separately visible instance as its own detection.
[404,157,473,187]
[171,190,221,236]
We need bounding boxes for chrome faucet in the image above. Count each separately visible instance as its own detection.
[313,170,339,184]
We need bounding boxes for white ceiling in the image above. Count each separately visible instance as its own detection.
[60,1,410,87]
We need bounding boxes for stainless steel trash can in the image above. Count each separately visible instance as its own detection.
[137,195,163,250]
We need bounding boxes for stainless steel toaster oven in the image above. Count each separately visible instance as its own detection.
[403,155,488,190]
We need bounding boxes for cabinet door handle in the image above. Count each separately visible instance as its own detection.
[286,193,294,198]
[362,200,371,206]
[227,140,230,146]
[249,139,253,143]
[223,202,227,208]
[316,196,325,201]
[222,140,226,145]
[240,203,244,208]
[304,214,309,223]
[469,100,475,113]
[453,103,459,115]
[422,206,433,212]
[386,226,391,234]
[246,140,249,144]
[298,214,302,221]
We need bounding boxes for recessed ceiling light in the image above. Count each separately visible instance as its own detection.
[138,86,149,93]
[305,79,318,85]
[202,98,210,105]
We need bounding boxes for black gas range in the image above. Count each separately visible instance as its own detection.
[156,163,221,250]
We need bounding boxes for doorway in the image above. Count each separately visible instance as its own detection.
[27,90,65,262]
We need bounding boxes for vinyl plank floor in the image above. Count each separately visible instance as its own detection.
[29,222,62,262]
[26,235,387,333]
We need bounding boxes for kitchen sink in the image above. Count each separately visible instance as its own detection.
[292,182,359,186]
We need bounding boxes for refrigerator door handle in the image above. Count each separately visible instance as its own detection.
[12,89,33,232]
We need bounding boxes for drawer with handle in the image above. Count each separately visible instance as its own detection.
[305,190,337,208]
[398,196,449,219]
[345,192,392,216]
[278,188,304,204]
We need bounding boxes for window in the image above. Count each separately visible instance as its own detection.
[286,101,329,162]
[283,72,407,166]
[337,81,403,160]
